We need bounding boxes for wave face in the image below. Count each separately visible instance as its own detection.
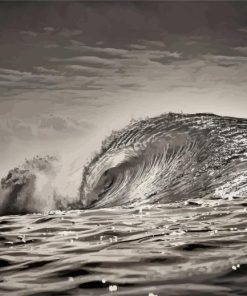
[80,113,247,209]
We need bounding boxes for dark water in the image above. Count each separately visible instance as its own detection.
[1,198,247,296]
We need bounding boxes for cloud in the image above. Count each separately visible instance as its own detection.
[59,29,82,37]
[238,27,247,34]
[43,27,55,32]
[140,40,166,49]
[150,51,182,64]
[69,41,129,56]
[88,47,128,56]
[38,115,92,134]
[204,54,247,64]
[0,68,61,82]
[65,64,105,74]
[39,116,74,132]
[0,68,30,76]
[130,44,147,50]
[234,47,247,55]
[50,56,117,67]
[35,66,59,74]
[0,67,65,92]
[20,31,37,37]
[0,114,92,152]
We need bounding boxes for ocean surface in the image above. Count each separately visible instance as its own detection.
[1,199,247,296]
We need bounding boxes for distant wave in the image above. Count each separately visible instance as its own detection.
[2,113,247,215]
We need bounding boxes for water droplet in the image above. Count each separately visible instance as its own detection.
[109,285,118,292]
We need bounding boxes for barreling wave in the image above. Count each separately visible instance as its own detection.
[2,112,247,215]
[79,113,247,208]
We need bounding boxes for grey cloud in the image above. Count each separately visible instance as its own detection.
[238,27,247,34]
[204,54,247,64]
[35,66,60,74]
[65,64,102,72]
[38,115,91,134]
[0,114,91,148]
[140,40,166,49]
[0,68,62,81]
[87,47,128,56]
[130,44,147,50]
[0,67,66,91]
[150,50,182,65]
[39,116,70,131]
[50,56,118,67]
[65,65,108,76]
[69,41,129,56]
[234,47,247,55]
[59,29,82,37]
[43,27,55,32]
[0,68,30,76]
[20,31,37,37]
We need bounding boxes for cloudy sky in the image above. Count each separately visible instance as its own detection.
[0,1,246,175]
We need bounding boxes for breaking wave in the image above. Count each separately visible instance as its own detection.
[2,113,247,215]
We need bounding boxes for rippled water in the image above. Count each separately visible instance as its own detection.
[1,198,247,296]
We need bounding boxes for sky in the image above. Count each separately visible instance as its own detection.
[0,1,246,177]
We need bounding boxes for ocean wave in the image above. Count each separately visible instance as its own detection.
[80,113,247,208]
[2,113,247,215]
